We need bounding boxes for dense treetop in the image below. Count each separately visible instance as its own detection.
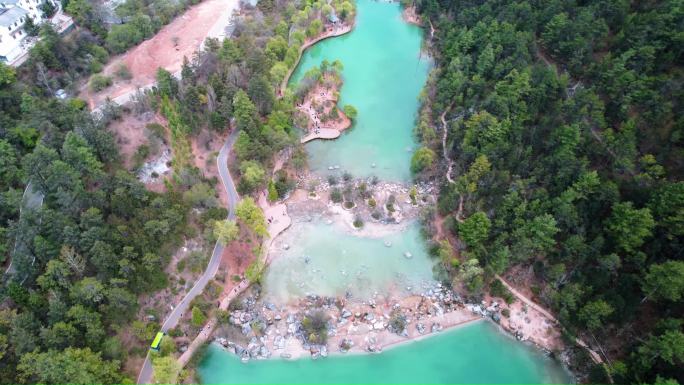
[412,0,683,383]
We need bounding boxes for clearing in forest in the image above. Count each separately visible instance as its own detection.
[81,0,238,108]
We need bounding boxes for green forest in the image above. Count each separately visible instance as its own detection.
[0,0,353,383]
[1,61,192,382]
[411,0,683,383]
[1,0,683,382]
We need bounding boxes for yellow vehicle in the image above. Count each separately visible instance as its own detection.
[151,332,164,351]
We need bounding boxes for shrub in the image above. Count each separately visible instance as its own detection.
[89,74,112,92]
[176,259,186,272]
[386,195,395,212]
[146,123,167,141]
[159,336,176,356]
[501,308,510,318]
[343,104,358,120]
[133,144,151,167]
[115,63,133,80]
[267,180,278,202]
[357,182,369,198]
[343,201,354,209]
[89,44,109,63]
[353,216,363,228]
[237,161,266,194]
[330,188,343,203]
[327,175,338,185]
[106,23,144,53]
[301,310,328,344]
[132,320,159,343]
[410,147,435,173]
[368,198,376,208]
[245,258,265,283]
[186,251,208,274]
[191,306,206,328]
[490,279,514,304]
[89,60,103,73]
[371,211,381,220]
[274,169,294,198]
[388,310,407,334]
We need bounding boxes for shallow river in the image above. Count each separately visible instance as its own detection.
[200,0,573,383]
[262,219,436,303]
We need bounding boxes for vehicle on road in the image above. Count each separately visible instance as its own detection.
[150,332,164,351]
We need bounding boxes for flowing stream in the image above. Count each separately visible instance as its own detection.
[199,1,573,383]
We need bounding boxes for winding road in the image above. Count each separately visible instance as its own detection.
[136,129,240,384]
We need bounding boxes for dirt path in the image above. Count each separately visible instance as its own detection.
[82,0,239,109]
[177,278,250,367]
[495,274,606,366]
[439,103,456,184]
[438,103,467,222]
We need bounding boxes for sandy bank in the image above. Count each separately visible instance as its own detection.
[402,5,422,26]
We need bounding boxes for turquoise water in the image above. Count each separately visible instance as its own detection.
[262,219,436,303]
[198,321,573,384]
[198,1,574,383]
[290,0,430,183]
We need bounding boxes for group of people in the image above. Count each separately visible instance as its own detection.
[267,210,287,225]
[298,89,337,136]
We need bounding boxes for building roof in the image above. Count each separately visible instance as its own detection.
[0,6,27,28]
[0,0,21,8]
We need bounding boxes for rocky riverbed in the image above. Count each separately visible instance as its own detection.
[208,283,545,362]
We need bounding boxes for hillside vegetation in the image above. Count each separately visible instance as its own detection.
[0,0,356,382]
[411,0,683,383]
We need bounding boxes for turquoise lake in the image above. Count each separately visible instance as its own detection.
[198,1,574,383]
[290,0,431,183]
[198,321,572,384]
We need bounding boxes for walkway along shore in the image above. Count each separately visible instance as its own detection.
[300,127,341,143]
[495,274,608,369]
[176,156,293,370]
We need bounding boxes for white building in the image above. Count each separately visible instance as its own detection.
[0,0,61,65]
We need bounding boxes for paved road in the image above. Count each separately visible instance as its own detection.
[137,129,239,384]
